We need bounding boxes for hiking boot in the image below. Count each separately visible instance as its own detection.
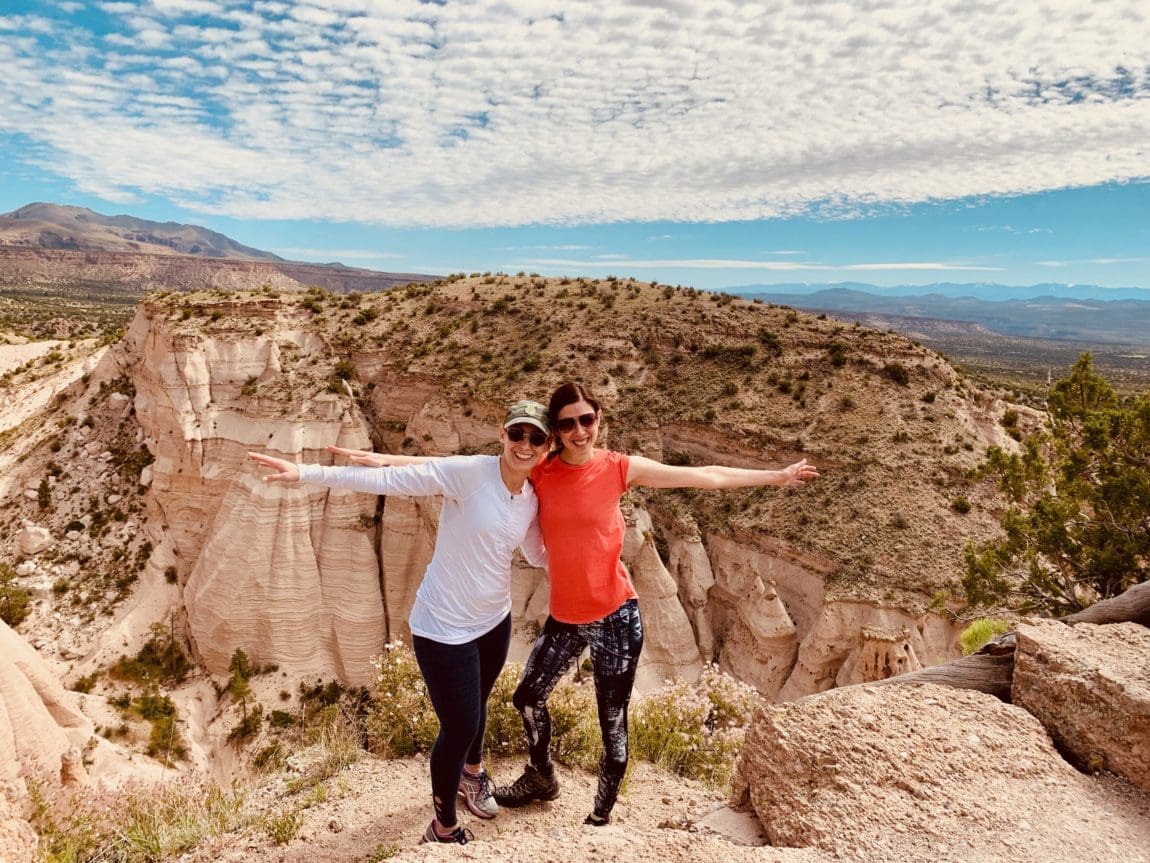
[584,812,610,826]
[420,820,475,845]
[458,768,499,819]
[493,763,560,807]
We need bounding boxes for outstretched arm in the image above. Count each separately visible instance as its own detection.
[249,450,460,497]
[325,446,433,467]
[627,455,819,490]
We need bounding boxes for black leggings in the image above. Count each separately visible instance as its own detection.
[512,598,643,819]
[413,614,511,828]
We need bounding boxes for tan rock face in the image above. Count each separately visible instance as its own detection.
[624,510,703,688]
[0,620,92,789]
[1013,619,1150,791]
[778,600,956,701]
[129,309,387,684]
[0,790,37,863]
[114,298,969,697]
[731,682,1144,860]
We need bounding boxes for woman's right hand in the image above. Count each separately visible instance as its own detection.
[248,451,301,483]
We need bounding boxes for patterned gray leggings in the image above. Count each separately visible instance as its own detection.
[512,598,644,819]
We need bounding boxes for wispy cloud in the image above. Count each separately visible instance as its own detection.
[1,1,1148,229]
[514,257,1002,272]
[1039,256,1150,267]
[274,247,405,262]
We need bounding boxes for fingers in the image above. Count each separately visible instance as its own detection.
[247,451,298,483]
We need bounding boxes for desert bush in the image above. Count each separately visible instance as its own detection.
[109,621,189,685]
[960,618,1012,655]
[365,640,439,757]
[264,808,302,845]
[367,641,600,769]
[883,362,911,385]
[291,703,363,789]
[0,562,32,627]
[484,661,528,757]
[630,664,759,788]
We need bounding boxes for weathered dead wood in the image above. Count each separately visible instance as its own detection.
[868,648,1016,701]
[1061,580,1150,627]
[865,580,1149,702]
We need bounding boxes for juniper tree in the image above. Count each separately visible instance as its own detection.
[964,353,1150,615]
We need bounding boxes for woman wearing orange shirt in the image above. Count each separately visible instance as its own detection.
[494,382,819,825]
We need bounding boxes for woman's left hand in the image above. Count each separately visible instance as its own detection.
[778,458,819,487]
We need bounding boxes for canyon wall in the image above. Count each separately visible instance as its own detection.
[113,298,964,697]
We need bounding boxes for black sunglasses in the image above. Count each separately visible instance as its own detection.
[507,426,549,447]
[555,412,598,433]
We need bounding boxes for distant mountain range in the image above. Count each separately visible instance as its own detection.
[0,202,436,294]
[731,283,1150,346]
[0,202,285,261]
[728,281,1150,302]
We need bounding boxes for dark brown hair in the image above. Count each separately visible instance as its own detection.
[546,382,600,457]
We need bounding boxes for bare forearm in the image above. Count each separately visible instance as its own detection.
[681,465,791,490]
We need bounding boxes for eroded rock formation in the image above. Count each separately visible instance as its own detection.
[1013,619,1150,791]
[732,681,1148,860]
[0,620,91,789]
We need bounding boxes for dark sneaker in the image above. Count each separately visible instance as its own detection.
[458,768,499,819]
[420,820,475,845]
[493,763,560,807]
[584,812,610,826]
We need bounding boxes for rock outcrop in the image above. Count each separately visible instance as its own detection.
[1013,619,1150,791]
[126,310,390,684]
[0,789,37,863]
[0,620,92,789]
[732,682,1150,861]
[778,600,956,700]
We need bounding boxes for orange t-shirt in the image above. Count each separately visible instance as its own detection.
[531,449,636,624]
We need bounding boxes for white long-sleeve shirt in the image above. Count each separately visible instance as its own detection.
[297,455,545,644]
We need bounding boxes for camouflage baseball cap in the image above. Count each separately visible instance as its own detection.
[504,399,550,435]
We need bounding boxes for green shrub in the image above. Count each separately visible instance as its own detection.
[960,618,1012,655]
[630,664,759,788]
[543,676,601,771]
[109,624,189,685]
[484,662,529,757]
[883,362,911,385]
[951,496,972,514]
[0,563,32,627]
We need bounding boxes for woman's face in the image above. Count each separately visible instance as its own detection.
[499,423,551,474]
[555,399,600,461]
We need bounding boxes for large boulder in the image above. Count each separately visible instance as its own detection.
[16,524,51,557]
[1013,619,1150,791]
[731,682,1147,860]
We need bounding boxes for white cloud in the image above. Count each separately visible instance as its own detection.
[515,257,1002,272]
[1,0,1148,228]
[274,247,404,261]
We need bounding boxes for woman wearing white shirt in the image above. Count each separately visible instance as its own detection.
[248,400,552,846]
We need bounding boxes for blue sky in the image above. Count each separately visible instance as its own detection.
[1,0,1148,292]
